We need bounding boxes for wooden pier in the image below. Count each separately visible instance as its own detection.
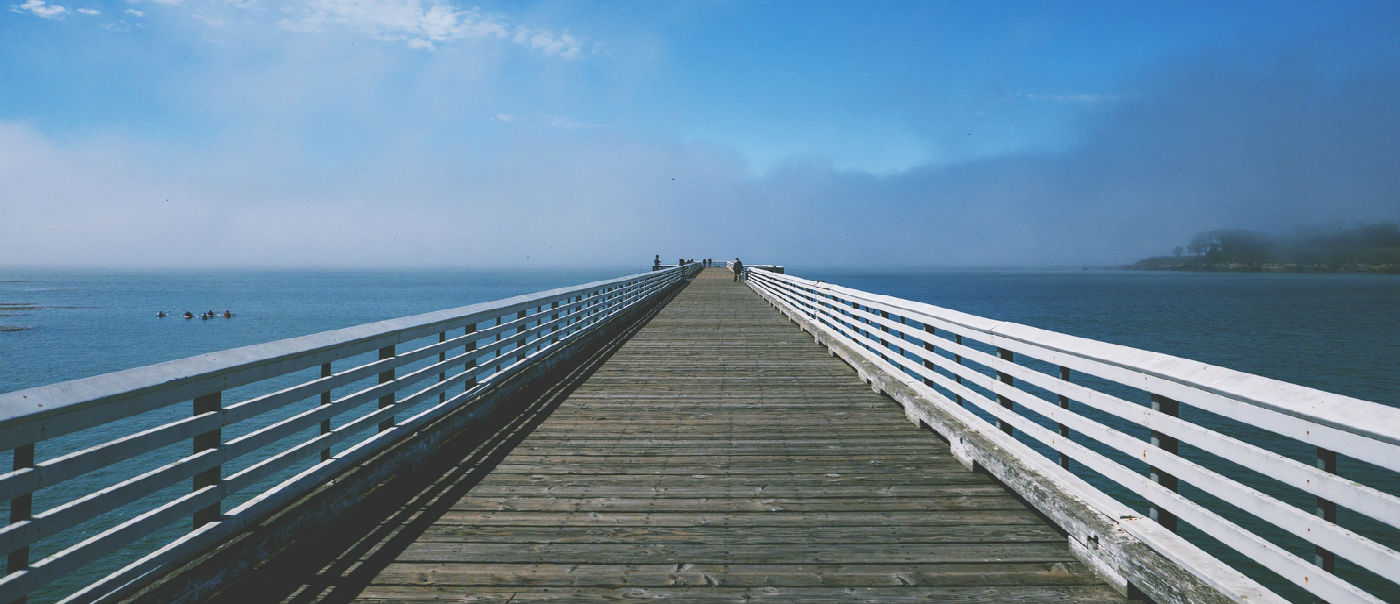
[207,268,1125,603]
[6,264,1395,603]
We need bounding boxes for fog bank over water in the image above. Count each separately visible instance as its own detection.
[2,56,1397,268]
[733,58,1400,267]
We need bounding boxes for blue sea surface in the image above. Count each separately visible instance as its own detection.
[796,267,1400,406]
[8,266,1393,404]
[1,267,635,394]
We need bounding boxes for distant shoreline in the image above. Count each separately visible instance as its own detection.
[1123,259,1399,274]
[1120,263,1400,276]
[1129,223,1400,274]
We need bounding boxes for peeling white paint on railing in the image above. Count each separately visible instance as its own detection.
[0,264,701,604]
[745,268,1400,604]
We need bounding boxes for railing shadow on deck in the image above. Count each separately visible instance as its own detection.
[202,277,689,604]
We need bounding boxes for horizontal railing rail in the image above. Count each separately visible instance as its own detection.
[746,268,1400,604]
[0,263,702,603]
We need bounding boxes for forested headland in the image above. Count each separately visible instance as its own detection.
[1130,223,1400,273]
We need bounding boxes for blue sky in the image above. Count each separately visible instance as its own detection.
[2,1,1398,267]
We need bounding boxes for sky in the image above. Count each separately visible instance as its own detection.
[1,1,1398,267]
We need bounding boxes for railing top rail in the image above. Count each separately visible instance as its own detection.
[752,269,1400,446]
[0,266,680,442]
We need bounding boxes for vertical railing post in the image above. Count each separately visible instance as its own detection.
[464,323,478,391]
[1058,366,1071,470]
[320,362,332,462]
[438,331,448,403]
[896,313,907,368]
[192,391,221,527]
[534,305,544,353]
[378,345,395,431]
[851,302,862,346]
[1150,393,1179,532]
[828,292,840,331]
[494,315,504,374]
[584,291,594,328]
[922,325,937,389]
[1315,446,1338,579]
[953,335,964,407]
[877,310,890,362]
[551,300,561,344]
[995,348,1014,436]
[515,309,528,361]
[8,443,34,581]
[565,295,576,336]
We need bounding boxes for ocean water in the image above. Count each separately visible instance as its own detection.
[0,267,636,394]
[796,267,1400,407]
[9,266,1393,402]
[1,266,1398,601]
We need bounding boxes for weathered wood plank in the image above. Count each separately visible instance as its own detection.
[474,473,996,486]
[447,496,1029,513]
[425,510,1051,527]
[459,484,1012,497]
[354,585,1127,603]
[367,561,1107,588]
[411,524,1069,544]
[391,542,1086,564]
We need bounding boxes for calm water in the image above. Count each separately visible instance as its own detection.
[0,267,636,394]
[1,266,1397,602]
[798,267,1400,407]
[7,267,1394,403]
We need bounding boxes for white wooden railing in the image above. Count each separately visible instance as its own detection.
[746,268,1400,604]
[0,264,701,603]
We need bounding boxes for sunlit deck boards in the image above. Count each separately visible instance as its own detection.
[242,267,1127,602]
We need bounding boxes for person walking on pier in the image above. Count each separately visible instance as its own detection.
[732,258,744,282]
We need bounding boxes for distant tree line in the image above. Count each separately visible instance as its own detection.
[1131,223,1400,272]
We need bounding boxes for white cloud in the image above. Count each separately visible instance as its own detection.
[76,7,98,15]
[544,114,589,130]
[513,26,583,59]
[275,0,589,56]
[491,113,597,129]
[12,0,69,18]
[1019,92,1119,104]
[124,8,143,16]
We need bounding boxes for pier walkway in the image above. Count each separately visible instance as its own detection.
[211,268,1125,603]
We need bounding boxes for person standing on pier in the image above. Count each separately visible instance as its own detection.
[732,258,744,282]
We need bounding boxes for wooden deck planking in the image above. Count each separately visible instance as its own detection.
[214,267,1126,603]
[346,267,1125,603]
[346,268,1119,602]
